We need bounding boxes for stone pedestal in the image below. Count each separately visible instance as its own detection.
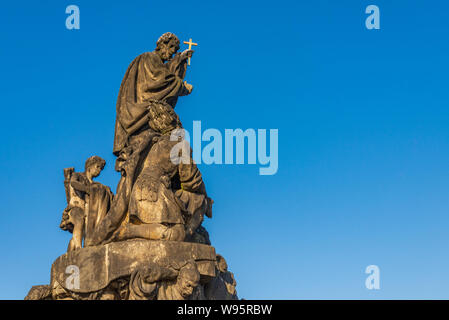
[51,240,216,294]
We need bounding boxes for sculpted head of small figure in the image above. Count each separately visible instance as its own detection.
[177,261,200,298]
[155,32,180,62]
[216,254,228,273]
[85,156,106,179]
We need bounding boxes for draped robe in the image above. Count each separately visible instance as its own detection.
[113,52,189,156]
[83,181,113,247]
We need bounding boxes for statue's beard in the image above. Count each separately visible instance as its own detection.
[159,48,172,61]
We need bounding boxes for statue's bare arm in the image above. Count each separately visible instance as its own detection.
[70,176,89,194]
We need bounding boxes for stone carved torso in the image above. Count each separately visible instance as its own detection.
[129,135,185,225]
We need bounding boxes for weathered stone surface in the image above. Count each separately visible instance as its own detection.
[26,33,238,300]
[25,285,52,300]
[51,239,216,293]
[204,255,238,300]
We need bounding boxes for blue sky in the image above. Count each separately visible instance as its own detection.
[0,0,448,299]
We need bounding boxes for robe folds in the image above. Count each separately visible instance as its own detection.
[83,182,113,247]
[113,52,189,156]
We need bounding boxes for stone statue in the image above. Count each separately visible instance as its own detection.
[59,156,113,251]
[89,33,197,245]
[113,32,194,159]
[112,101,212,243]
[26,33,238,300]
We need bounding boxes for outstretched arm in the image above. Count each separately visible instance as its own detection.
[70,175,89,194]
[168,49,193,80]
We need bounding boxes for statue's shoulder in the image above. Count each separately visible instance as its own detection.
[125,52,156,68]
[137,51,157,60]
[142,51,156,57]
[125,52,161,71]
[140,51,163,65]
[70,171,84,180]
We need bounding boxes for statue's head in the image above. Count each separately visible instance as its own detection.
[155,32,180,62]
[216,254,228,273]
[177,261,200,298]
[147,100,182,134]
[85,156,106,178]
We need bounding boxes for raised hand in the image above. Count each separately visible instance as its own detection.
[181,49,194,60]
[183,81,193,94]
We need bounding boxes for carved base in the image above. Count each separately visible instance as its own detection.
[53,239,216,291]
[26,239,237,300]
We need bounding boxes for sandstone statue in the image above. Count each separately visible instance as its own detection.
[26,32,238,300]
[113,101,212,243]
[59,156,112,251]
[113,32,193,159]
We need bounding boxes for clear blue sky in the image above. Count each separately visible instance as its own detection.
[0,0,448,299]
